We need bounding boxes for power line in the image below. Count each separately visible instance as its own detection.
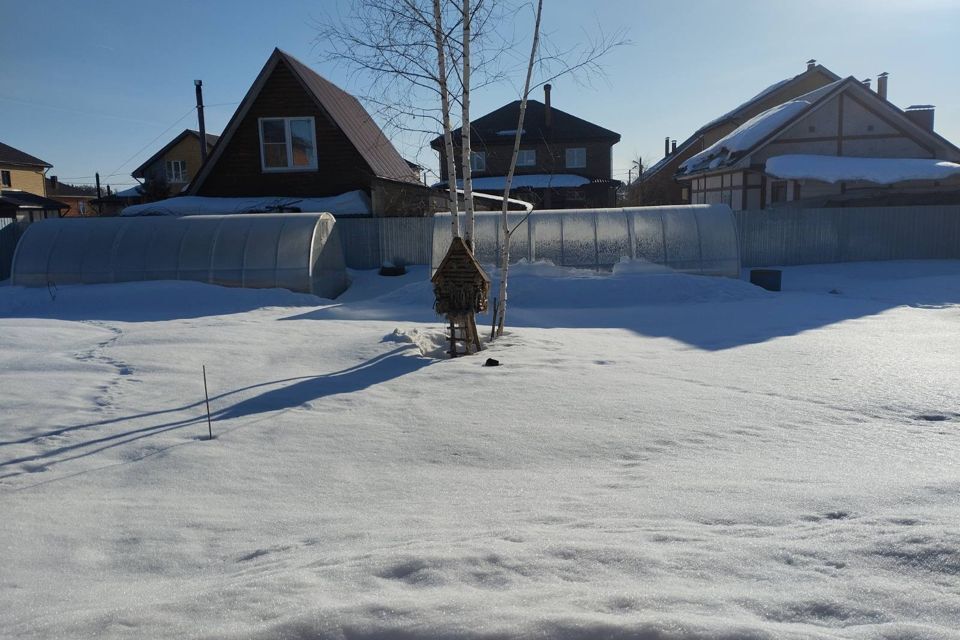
[102,106,198,179]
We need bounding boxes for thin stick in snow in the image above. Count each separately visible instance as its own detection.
[203,365,213,441]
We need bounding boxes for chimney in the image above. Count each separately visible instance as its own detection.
[905,105,935,131]
[50,175,58,190]
[806,58,817,71]
[195,79,207,163]
[861,78,871,90]
[665,136,670,157]
[544,84,552,128]
[877,72,889,101]
[671,139,677,153]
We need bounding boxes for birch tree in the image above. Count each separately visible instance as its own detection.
[459,0,475,246]
[432,0,461,237]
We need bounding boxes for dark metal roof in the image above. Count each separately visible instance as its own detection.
[131,129,219,179]
[432,99,620,149]
[281,50,420,183]
[0,142,52,168]
[45,179,96,198]
[0,189,68,211]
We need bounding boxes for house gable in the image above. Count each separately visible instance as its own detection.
[193,57,374,198]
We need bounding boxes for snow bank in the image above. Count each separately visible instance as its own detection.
[3,261,960,638]
[436,174,591,190]
[766,154,960,184]
[120,190,372,217]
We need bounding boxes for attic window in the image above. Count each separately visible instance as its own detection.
[470,151,486,172]
[166,160,187,183]
[259,117,317,172]
[565,147,586,169]
[1,170,10,188]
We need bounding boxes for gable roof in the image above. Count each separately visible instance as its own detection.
[431,236,490,284]
[677,77,960,177]
[0,142,52,169]
[643,63,841,180]
[132,130,219,179]
[190,49,418,192]
[45,178,96,198]
[431,99,620,149]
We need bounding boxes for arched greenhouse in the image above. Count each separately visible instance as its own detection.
[11,213,348,298]
[432,204,741,277]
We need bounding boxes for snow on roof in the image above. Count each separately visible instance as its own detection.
[698,77,794,131]
[114,185,145,198]
[495,129,525,136]
[434,174,591,190]
[765,154,960,184]
[679,81,842,176]
[121,190,372,217]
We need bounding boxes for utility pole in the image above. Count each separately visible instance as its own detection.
[95,172,102,215]
[195,79,207,163]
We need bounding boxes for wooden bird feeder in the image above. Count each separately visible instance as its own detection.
[431,237,491,356]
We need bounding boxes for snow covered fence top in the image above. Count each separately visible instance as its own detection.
[11,213,348,298]
[120,190,372,217]
[432,204,740,278]
[765,154,960,185]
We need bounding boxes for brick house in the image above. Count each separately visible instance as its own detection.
[132,129,219,197]
[431,85,621,209]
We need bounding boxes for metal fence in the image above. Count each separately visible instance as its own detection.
[335,217,434,269]
[735,204,960,267]
[0,218,24,282]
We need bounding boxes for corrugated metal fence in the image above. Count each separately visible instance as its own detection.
[735,205,960,267]
[336,217,434,269]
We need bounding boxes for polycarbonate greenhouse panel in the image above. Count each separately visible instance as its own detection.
[432,205,740,277]
[11,213,349,298]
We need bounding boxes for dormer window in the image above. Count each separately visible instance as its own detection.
[565,147,586,169]
[259,117,318,172]
[165,160,187,183]
[470,151,486,172]
[517,149,536,167]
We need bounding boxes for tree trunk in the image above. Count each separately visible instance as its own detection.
[433,0,460,238]
[460,0,475,247]
[495,0,543,336]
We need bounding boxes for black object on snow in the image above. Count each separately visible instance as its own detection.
[750,269,781,292]
[379,264,407,276]
[483,358,500,367]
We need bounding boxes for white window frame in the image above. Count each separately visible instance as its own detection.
[517,149,536,167]
[258,116,318,172]
[565,147,586,169]
[165,160,187,183]
[470,151,486,172]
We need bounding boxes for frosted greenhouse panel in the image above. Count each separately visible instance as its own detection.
[178,219,219,283]
[211,220,249,288]
[631,210,666,263]
[48,225,92,285]
[144,223,188,281]
[507,213,531,263]
[113,222,153,282]
[530,215,562,265]
[662,209,702,273]
[694,207,740,276]
[243,218,283,289]
[560,212,597,267]
[596,212,631,267]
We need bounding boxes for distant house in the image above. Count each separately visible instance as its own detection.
[637,61,840,206]
[0,141,53,197]
[45,176,96,217]
[132,129,219,197]
[676,75,960,209]
[185,48,430,216]
[431,85,622,209]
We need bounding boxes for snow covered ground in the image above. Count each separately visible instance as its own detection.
[1,261,960,639]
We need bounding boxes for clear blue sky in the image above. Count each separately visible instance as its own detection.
[2,0,958,190]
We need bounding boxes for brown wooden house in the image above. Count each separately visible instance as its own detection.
[188,48,431,216]
[431,85,621,210]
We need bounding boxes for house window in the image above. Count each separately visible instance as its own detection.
[517,149,536,167]
[770,180,788,204]
[565,147,586,169]
[166,160,187,183]
[259,117,318,171]
[470,151,486,172]
[1,170,10,188]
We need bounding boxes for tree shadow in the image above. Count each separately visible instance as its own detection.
[0,346,431,478]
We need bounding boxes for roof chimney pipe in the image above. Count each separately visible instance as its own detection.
[861,78,872,89]
[665,136,670,157]
[544,83,552,128]
[50,175,58,190]
[905,105,935,131]
[877,72,889,101]
[195,79,208,163]
[807,59,817,71]
[671,139,677,154]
